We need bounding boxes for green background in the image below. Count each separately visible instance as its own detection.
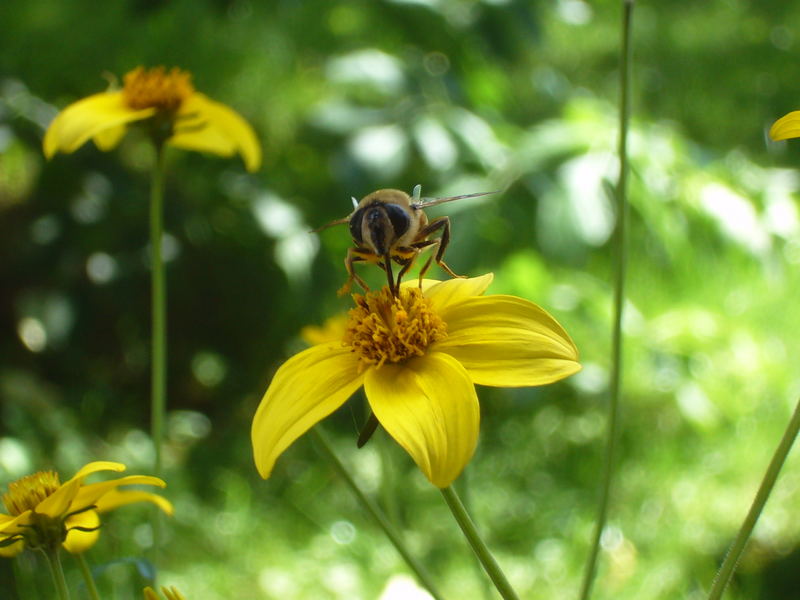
[2,0,800,598]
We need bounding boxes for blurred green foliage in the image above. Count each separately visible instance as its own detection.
[3,0,800,598]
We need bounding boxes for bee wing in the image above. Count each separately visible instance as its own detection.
[411,190,500,210]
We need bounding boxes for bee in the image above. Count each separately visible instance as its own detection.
[317,185,495,296]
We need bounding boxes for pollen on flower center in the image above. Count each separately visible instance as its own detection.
[122,66,194,111]
[343,286,447,369]
[2,471,61,516]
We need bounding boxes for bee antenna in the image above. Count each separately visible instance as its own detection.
[310,216,350,233]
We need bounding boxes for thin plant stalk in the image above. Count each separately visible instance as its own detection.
[41,548,71,600]
[74,554,101,600]
[150,142,167,478]
[579,2,634,599]
[440,485,519,600]
[149,142,167,567]
[456,469,493,600]
[707,396,800,600]
[310,427,445,600]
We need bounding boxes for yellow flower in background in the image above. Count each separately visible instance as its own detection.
[0,461,172,556]
[299,313,349,346]
[144,585,187,600]
[43,66,261,172]
[770,110,800,141]
[252,274,581,488]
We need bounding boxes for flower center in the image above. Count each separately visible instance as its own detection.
[343,286,447,369]
[2,470,61,516]
[123,66,194,111]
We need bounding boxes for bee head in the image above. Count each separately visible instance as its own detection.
[349,201,411,256]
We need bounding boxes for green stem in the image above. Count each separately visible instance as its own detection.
[310,428,445,600]
[456,471,492,600]
[440,486,519,600]
[707,396,800,600]
[579,2,634,599]
[150,142,167,477]
[74,554,101,600]
[42,548,71,600]
[150,142,167,569]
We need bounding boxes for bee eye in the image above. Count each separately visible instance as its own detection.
[349,208,365,244]
[383,203,410,238]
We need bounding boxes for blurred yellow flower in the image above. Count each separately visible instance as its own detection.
[770,110,800,142]
[144,585,186,600]
[43,66,261,172]
[252,274,580,488]
[0,461,172,556]
[300,313,349,346]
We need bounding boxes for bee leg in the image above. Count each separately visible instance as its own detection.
[416,252,435,287]
[432,241,463,279]
[391,247,418,292]
[382,253,398,296]
[339,247,374,296]
[357,412,380,448]
[416,216,465,278]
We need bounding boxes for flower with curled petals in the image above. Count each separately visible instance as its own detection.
[252,274,581,488]
[0,461,172,556]
[43,66,261,172]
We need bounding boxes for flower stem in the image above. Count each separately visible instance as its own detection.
[42,548,71,600]
[75,553,101,600]
[440,486,519,600]
[579,2,634,599]
[150,142,167,478]
[707,396,800,600]
[150,142,167,567]
[310,427,445,600]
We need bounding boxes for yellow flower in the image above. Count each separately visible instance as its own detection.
[770,110,800,141]
[43,66,261,172]
[252,274,580,488]
[0,461,172,556]
[144,586,186,600]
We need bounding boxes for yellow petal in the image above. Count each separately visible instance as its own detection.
[0,512,29,536]
[43,92,154,158]
[770,111,800,141]
[62,509,100,554]
[69,461,127,481]
[170,93,262,172]
[162,587,187,600]
[36,477,83,518]
[399,278,443,294]
[144,588,160,600]
[424,273,494,316]
[93,124,128,151]
[300,314,349,346]
[94,489,173,516]
[364,352,479,488]
[71,475,166,511]
[0,536,25,557]
[252,343,364,479]
[0,513,16,528]
[436,295,581,387]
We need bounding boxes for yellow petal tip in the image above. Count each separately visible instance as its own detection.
[770,111,800,142]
